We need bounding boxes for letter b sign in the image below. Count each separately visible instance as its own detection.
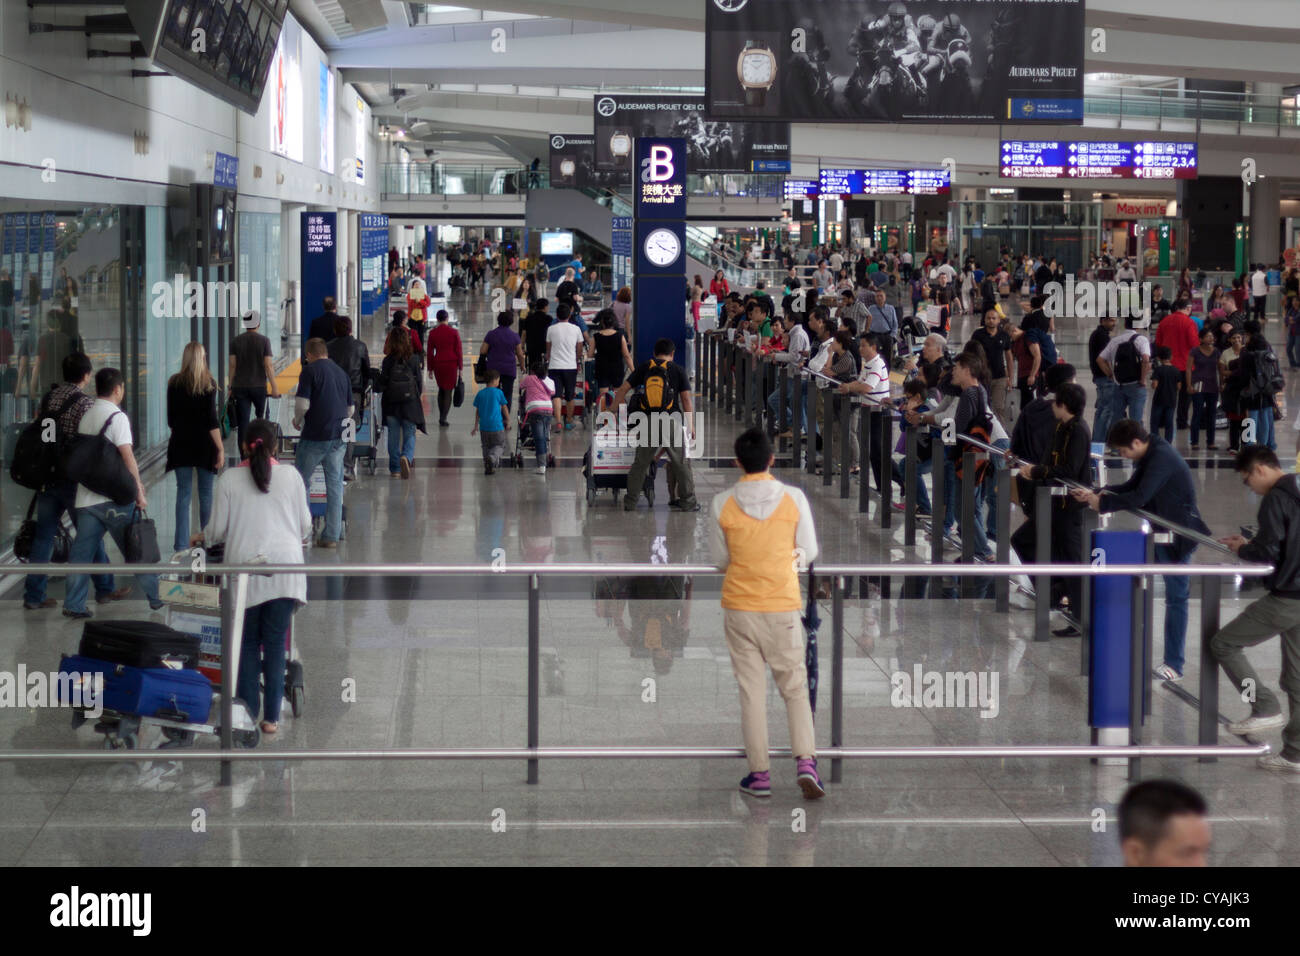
[640,145,674,184]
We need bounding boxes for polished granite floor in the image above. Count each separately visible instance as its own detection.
[1,278,1297,866]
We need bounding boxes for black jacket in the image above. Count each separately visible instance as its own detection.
[1029,416,1092,512]
[326,335,372,393]
[377,354,427,430]
[1100,435,1210,559]
[1240,474,1300,597]
[1088,324,1111,380]
[308,312,338,343]
[1010,395,1056,467]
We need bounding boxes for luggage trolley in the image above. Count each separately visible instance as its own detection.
[160,548,306,721]
[350,386,382,476]
[583,417,655,506]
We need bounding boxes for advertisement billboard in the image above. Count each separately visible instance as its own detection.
[319,63,335,174]
[705,0,1084,124]
[548,134,598,189]
[1000,141,1199,180]
[592,94,789,185]
[267,16,303,162]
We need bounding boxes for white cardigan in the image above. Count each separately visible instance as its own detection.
[203,463,313,609]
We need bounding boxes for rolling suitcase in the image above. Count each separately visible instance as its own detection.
[58,654,213,724]
[78,620,201,671]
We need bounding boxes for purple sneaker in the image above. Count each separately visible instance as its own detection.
[796,758,826,799]
[739,770,771,797]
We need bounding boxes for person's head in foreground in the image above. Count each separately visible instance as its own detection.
[1118,779,1211,867]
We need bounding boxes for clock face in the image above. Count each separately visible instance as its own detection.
[741,52,774,85]
[644,228,681,267]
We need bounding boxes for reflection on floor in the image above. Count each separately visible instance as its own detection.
[1,279,1297,866]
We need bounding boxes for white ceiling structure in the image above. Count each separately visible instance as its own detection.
[290,0,1300,174]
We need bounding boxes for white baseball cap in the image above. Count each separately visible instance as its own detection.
[241,309,260,329]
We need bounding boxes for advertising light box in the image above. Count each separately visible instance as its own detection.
[540,232,574,256]
[1000,141,1199,179]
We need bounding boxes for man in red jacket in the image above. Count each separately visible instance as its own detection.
[1155,297,1200,431]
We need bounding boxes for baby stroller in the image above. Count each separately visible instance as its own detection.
[509,381,557,469]
[447,264,468,292]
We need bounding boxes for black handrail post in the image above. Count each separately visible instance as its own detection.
[839,395,852,499]
[1080,509,1097,675]
[1199,574,1222,763]
[1034,484,1053,642]
[960,451,977,596]
[995,465,1011,612]
[1128,565,1147,782]
[931,450,946,567]
[734,348,746,423]
[1144,532,1157,718]
[806,377,818,476]
[879,407,893,530]
[792,371,804,468]
[822,389,834,487]
[858,403,872,514]
[831,574,844,784]
[903,426,917,546]
[777,363,789,449]
[528,573,541,784]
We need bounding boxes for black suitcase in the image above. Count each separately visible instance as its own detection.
[78,620,201,671]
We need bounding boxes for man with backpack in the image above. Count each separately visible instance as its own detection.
[1213,446,1300,773]
[18,352,122,610]
[1239,323,1283,450]
[613,338,699,512]
[1096,319,1151,438]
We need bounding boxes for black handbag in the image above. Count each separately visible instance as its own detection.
[13,494,71,563]
[61,410,136,505]
[453,373,466,408]
[124,509,160,564]
[473,354,489,385]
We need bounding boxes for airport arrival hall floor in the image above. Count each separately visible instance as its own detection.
[1,283,1297,866]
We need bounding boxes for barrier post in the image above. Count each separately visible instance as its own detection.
[752,354,764,429]
[734,348,746,423]
[879,407,893,530]
[806,377,818,476]
[218,572,249,788]
[1199,574,1222,762]
[708,334,718,401]
[1129,568,1148,781]
[960,451,977,597]
[724,342,734,414]
[1034,484,1053,641]
[1145,533,1161,718]
[858,403,871,514]
[831,574,844,784]
[931,452,945,567]
[777,363,789,447]
[528,573,541,784]
[822,389,834,487]
[904,426,917,546]
[839,395,852,499]
[995,466,1011,612]
[1080,509,1098,675]
[791,371,804,468]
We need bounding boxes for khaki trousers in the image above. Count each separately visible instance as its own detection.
[723,609,816,772]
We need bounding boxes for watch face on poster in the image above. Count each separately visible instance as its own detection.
[643,228,681,267]
[739,48,775,86]
[610,132,632,157]
[560,159,576,177]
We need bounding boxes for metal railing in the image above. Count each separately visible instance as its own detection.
[0,559,1269,787]
[380,162,530,199]
[1085,86,1300,130]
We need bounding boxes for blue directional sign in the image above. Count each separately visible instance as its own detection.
[1000,141,1198,179]
[818,168,951,195]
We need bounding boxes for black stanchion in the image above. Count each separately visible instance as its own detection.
[879,407,893,530]
[1080,509,1098,676]
[792,372,805,469]
[777,363,789,446]
[1199,574,1222,763]
[831,575,844,784]
[1144,532,1158,719]
[904,426,917,547]
[960,451,977,597]
[822,388,834,487]
[724,342,734,414]
[806,378,818,477]
[931,451,946,567]
[995,466,1010,612]
[734,346,746,422]
[1128,567,1147,782]
[839,394,852,500]
[858,403,872,514]
[1034,484,1053,642]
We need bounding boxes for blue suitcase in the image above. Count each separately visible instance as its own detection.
[59,654,213,724]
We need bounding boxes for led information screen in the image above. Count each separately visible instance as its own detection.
[1000,141,1199,179]
[593,94,789,185]
[783,179,820,199]
[818,168,951,195]
[705,0,1084,124]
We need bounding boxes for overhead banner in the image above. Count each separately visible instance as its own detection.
[705,0,1084,124]
[548,134,599,189]
[592,94,790,184]
[818,168,950,195]
[1001,141,1199,180]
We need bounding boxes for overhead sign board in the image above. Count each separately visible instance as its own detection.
[1000,141,1199,179]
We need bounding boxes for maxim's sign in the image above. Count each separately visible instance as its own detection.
[1102,198,1176,219]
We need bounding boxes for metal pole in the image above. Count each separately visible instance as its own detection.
[1080,509,1097,676]
[1129,569,1147,782]
[822,389,834,487]
[807,378,819,476]
[879,408,893,530]
[792,372,805,468]
[220,572,248,787]
[960,451,977,596]
[778,363,789,447]
[831,575,844,784]
[1144,533,1157,718]
[858,404,872,513]
[995,466,1010,612]
[1199,574,1222,763]
[708,335,718,401]
[528,573,540,784]
[931,452,946,567]
[1034,484,1053,642]
[734,348,746,422]
[904,426,917,546]
[724,342,734,414]
[839,395,852,499]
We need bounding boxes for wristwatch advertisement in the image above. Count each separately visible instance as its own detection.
[736,40,776,107]
[609,131,632,159]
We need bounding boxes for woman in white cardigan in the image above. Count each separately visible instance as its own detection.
[192,419,312,736]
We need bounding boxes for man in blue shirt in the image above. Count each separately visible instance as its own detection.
[1072,418,1211,681]
[471,369,510,474]
[293,337,353,547]
[866,288,899,369]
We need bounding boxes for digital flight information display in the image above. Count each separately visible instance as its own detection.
[999,141,1198,179]
[818,168,951,195]
[783,179,820,199]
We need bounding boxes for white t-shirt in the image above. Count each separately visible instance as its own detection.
[545,321,585,370]
[1098,329,1151,381]
[937,263,958,283]
[1251,270,1267,297]
[829,252,844,272]
[901,252,913,265]
[856,354,890,403]
[75,398,133,509]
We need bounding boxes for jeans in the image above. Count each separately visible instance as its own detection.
[528,413,552,466]
[231,387,267,455]
[767,377,809,432]
[985,437,1011,541]
[1288,331,1300,369]
[1155,545,1192,674]
[1109,381,1147,427]
[236,597,295,724]
[64,502,161,614]
[1093,378,1116,445]
[385,416,416,473]
[1189,393,1218,445]
[23,480,113,605]
[891,454,932,512]
[1249,406,1277,450]
[295,438,345,543]
[173,466,215,552]
[944,456,990,557]
[1150,403,1175,442]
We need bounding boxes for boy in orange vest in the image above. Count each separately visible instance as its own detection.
[710,427,824,798]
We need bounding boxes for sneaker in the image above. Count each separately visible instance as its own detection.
[316,540,338,550]
[670,500,700,512]
[1153,663,1183,683]
[95,586,134,605]
[739,771,771,797]
[62,609,93,620]
[1257,754,1300,774]
[24,598,56,610]
[400,456,411,479]
[535,465,547,475]
[149,601,165,611]
[485,463,495,475]
[564,421,575,431]
[390,472,401,478]
[1228,713,1286,736]
[796,758,826,799]
[1052,625,1082,638]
